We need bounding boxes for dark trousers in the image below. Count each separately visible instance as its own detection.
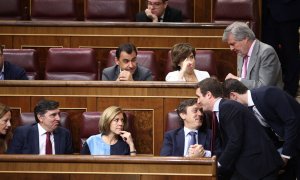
[262,3,300,97]
[230,170,278,180]
[279,150,300,180]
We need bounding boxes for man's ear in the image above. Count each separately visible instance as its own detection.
[37,114,43,123]
[179,112,186,121]
[229,92,238,100]
[114,57,120,65]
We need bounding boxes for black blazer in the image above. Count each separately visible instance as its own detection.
[136,6,182,22]
[160,127,211,156]
[7,123,73,154]
[102,65,153,81]
[218,99,283,179]
[3,61,28,80]
[251,86,300,157]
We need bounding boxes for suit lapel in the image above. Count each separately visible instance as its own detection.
[54,128,60,154]
[246,40,259,78]
[32,124,40,154]
[176,128,185,156]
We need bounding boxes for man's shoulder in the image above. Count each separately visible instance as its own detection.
[4,61,25,72]
[165,127,183,136]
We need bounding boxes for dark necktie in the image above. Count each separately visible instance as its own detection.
[188,131,197,147]
[211,111,218,153]
[46,132,52,155]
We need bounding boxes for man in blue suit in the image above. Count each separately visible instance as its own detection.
[196,78,283,180]
[160,99,211,157]
[0,45,28,80]
[7,99,73,154]
[223,78,300,179]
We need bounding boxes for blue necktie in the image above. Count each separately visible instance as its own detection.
[188,131,197,147]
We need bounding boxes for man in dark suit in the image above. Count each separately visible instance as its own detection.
[262,0,300,97]
[224,22,283,90]
[196,78,283,179]
[0,45,28,80]
[7,99,73,154]
[223,78,300,179]
[102,43,153,81]
[136,0,182,22]
[160,99,211,157]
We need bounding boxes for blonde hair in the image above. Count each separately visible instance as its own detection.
[0,103,12,153]
[99,106,128,134]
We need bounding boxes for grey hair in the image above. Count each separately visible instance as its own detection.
[222,21,255,42]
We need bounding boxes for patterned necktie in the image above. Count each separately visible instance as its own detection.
[188,131,197,147]
[242,56,249,78]
[45,132,52,155]
[0,72,4,80]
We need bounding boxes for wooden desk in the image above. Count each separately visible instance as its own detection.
[0,81,196,154]
[0,21,236,80]
[0,155,216,180]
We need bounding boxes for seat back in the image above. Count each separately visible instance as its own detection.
[3,49,39,80]
[0,0,22,20]
[45,48,98,80]
[165,50,218,78]
[30,0,76,20]
[19,112,70,129]
[84,0,132,21]
[213,0,259,36]
[105,50,158,80]
[80,111,135,149]
[168,0,193,22]
[165,111,181,132]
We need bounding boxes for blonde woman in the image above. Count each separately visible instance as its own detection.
[0,103,12,153]
[81,106,136,155]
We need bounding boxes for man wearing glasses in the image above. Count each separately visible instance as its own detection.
[136,0,182,22]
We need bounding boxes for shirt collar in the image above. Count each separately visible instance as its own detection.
[247,90,255,107]
[183,126,198,137]
[247,40,256,57]
[38,123,48,136]
[213,98,222,112]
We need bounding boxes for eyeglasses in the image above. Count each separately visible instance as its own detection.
[147,1,163,7]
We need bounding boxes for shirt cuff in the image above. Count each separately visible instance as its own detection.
[204,150,211,157]
[281,154,291,159]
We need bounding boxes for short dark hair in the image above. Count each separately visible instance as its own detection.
[171,43,195,70]
[176,99,207,130]
[34,99,59,123]
[115,43,138,60]
[222,79,248,98]
[196,78,223,98]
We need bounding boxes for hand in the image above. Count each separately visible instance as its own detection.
[145,8,158,22]
[120,130,134,145]
[179,58,192,80]
[117,70,133,81]
[187,144,206,158]
[225,73,239,80]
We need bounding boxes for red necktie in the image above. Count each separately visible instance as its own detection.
[46,132,52,155]
[211,111,218,153]
[242,56,249,78]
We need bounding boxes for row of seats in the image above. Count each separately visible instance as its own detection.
[3,48,218,81]
[16,111,184,150]
[0,0,259,32]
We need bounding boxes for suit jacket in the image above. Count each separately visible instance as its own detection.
[267,0,300,22]
[102,65,153,81]
[160,127,211,156]
[7,123,73,154]
[3,61,28,80]
[218,99,283,179]
[136,6,182,22]
[251,86,300,157]
[238,40,283,89]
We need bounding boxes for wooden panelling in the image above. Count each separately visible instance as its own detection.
[0,22,234,80]
[0,81,197,155]
[0,155,216,180]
